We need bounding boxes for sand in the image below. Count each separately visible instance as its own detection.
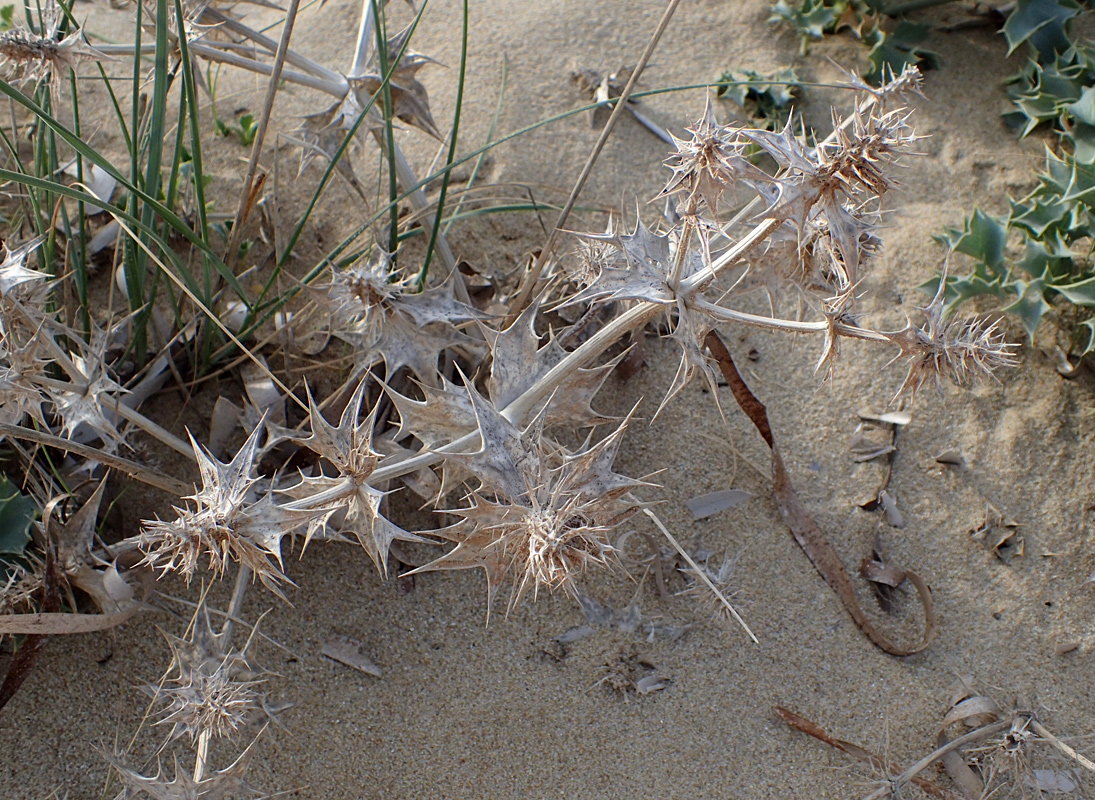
[1,1,1093,798]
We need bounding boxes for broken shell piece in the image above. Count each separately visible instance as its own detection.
[858,409,912,426]
[934,449,963,466]
[878,490,904,528]
[1048,345,1081,378]
[685,489,751,519]
[321,636,381,678]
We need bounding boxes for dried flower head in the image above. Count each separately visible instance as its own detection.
[151,631,262,744]
[887,279,1018,399]
[407,381,644,616]
[0,5,105,92]
[139,422,317,596]
[103,733,264,800]
[658,98,752,215]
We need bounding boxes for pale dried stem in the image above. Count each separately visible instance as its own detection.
[690,296,890,343]
[0,422,190,495]
[371,212,775,484]
[858,720,1010,800]
[1028,719,1095,772]
[198,7,348,89]
[220,564,253,643]
[225,0,302,271]
[193,728,211,783]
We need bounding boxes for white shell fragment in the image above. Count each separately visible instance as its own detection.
[321,636,382,678]
[686,489,752,520]
[858,409,912,426]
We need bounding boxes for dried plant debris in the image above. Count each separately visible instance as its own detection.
[676,551,740,625]
[937,678,1095,800]
[970,504,1024,563]
[706,332,935,655]
[780,678,1095,800]
[593,645,670,700]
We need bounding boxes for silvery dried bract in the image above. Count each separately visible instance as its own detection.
[358,26,443,140]
[479,297,617,428]
[104,733,264,800]
[139,423,318,597]
[564,217,704,308]
[281,379,423,576]
[292,92,368,191]
[52,351,129,448]
[0,236,48,298]
[321,254,481,382]
[407,378,643,616]
[48,480,137,615]
[0,335,49,428]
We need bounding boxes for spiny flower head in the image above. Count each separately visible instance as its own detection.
[406,382,644,616]
[139,422,317,597]
[887,281,1018,399]
[0,4,105,91]
[151,631,262,743]
[659,99,753,215]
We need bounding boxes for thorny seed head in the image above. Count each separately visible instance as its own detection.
[408,394,644,616]
[659,99,750,215]
[152,636,262,743]
[888,284,1018,399]
[138,422,318,597]
[816,106,921,200]
[0,5,105,91]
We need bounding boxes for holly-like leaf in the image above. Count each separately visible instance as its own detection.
[1054,275,1095,306]
[1002,0,1080,60]
[0,476,35,556]
[768,0,846,41]
[1003,278,1052,340]
[863,21,939,87]
[939,209,1008,269]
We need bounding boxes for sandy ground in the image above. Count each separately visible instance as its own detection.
[2,0,1094,798]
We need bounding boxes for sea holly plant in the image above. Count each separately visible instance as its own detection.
[0,0,1024,789]
[934,0,1095,352]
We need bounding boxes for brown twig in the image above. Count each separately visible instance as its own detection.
[705,331,936,656]
[775,706,967,800]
